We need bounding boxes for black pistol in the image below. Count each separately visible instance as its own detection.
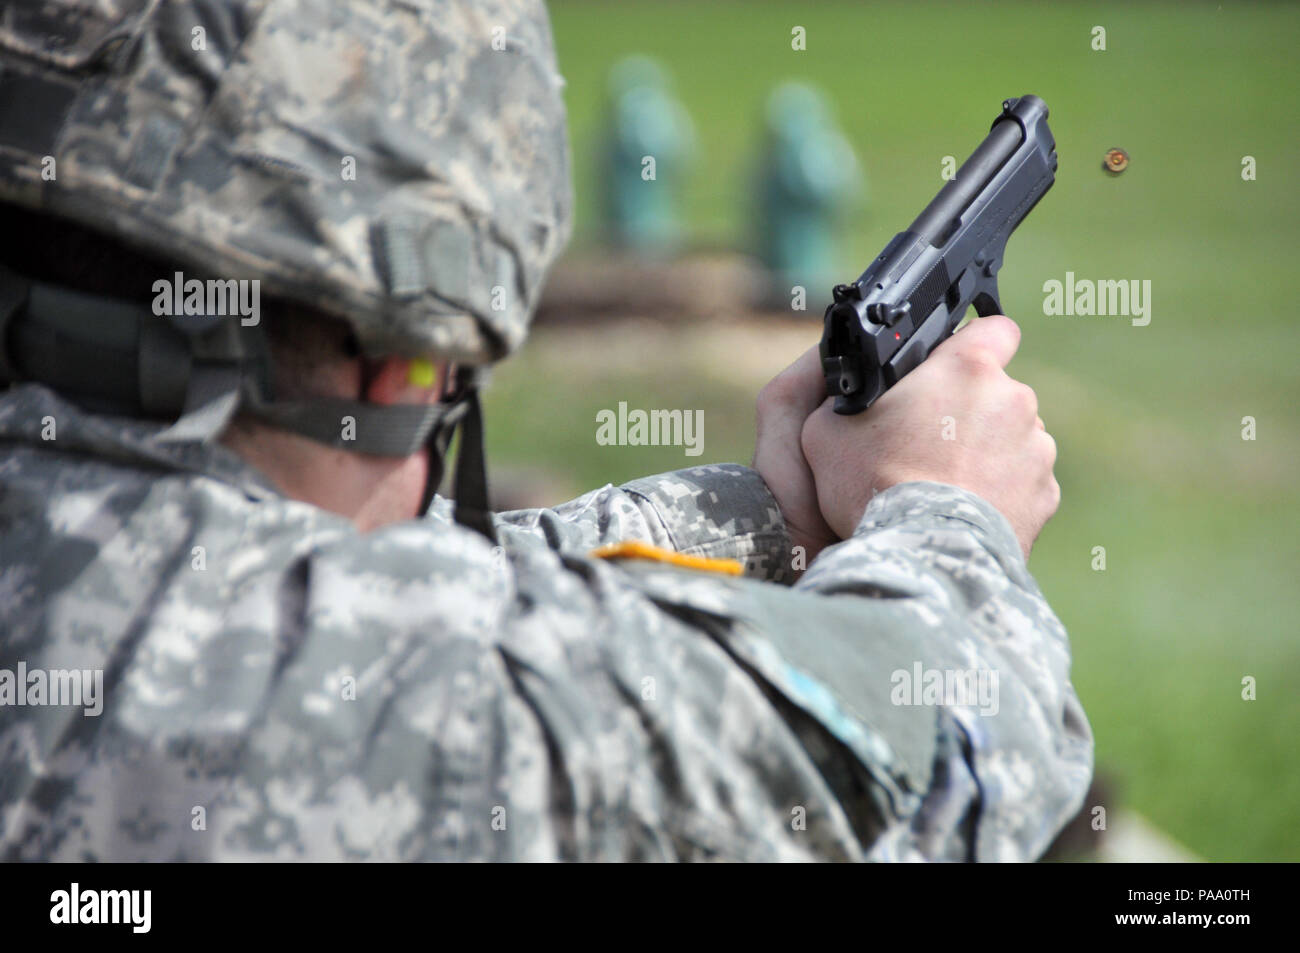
[820,95,1057,414]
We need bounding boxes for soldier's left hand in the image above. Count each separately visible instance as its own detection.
[754,345,841,573]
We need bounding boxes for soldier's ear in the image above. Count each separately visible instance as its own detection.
[364,357,442,406]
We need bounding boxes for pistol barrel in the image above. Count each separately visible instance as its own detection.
[908,119,1024,247]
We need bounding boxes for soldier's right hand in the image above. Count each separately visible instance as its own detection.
[800,315,1060,560]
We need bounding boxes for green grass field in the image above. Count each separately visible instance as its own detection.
[483,1,1300,861]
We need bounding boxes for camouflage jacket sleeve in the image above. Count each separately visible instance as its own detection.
[582,480,1092,862]
[493,463,792,581]
[489,475,1090,861]
[455,470,1087,860]
[776,481,1093,860]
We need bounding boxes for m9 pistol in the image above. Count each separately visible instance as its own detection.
[820,95,1056,414]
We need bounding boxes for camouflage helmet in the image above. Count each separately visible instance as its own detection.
[0,0,573,365]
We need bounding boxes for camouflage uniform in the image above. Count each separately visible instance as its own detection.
[0,0,1091,861]
[0,380,1091,861]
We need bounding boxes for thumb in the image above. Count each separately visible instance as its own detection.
[761,345,827,418]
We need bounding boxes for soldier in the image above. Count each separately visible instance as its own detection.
[0,0,1090,861]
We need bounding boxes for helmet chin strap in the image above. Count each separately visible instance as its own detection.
[0,263,497,543]
[243,373,497,542]
[234,363,497,542]
[418,365,496,541]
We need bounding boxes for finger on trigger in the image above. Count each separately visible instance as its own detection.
[940,314,1022,368]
